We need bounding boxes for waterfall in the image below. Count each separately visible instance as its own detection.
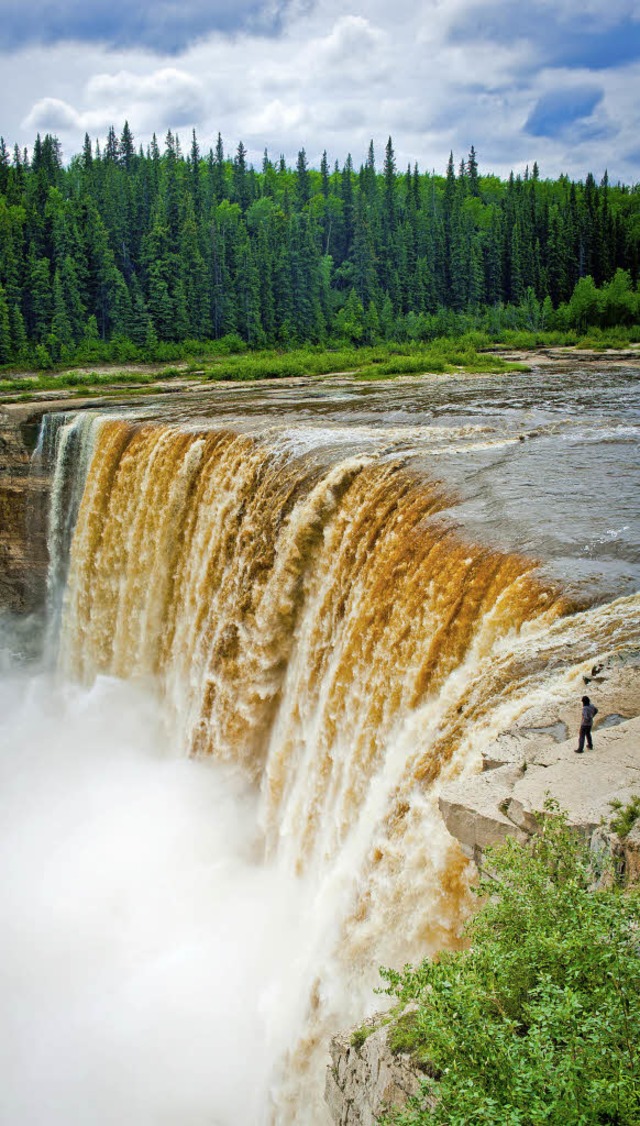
[33,412,113,648]
[27,409,640,1122]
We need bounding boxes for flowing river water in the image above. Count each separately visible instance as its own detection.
[1,363,639,1124]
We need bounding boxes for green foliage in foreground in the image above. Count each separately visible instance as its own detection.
[380,810,640,1126]
[610,796,640,839]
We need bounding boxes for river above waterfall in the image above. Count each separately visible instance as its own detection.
[99,362,640,603]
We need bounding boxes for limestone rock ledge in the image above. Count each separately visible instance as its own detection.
[0,401,88,612]
[326,1013,432,1126]
[0,403,53,612]
[439,652,640,877]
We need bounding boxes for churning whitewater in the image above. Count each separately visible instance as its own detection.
[0,669,305,1125]
[1,367,639,1124]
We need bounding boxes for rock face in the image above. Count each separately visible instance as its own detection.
[326,1014,432,1126]
[439,652,640,879]
[0,404,51,613]
[621,821,640,883]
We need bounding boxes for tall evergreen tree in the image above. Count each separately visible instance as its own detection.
[467,145,479,197]
[295,148,311,208]
[320,150,330,198]
[119,122,135,171]
[105,126,120,164]
[233,141,249,211]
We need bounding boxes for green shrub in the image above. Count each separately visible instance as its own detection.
[34,344,53,370]
[211,333,248,355]
[350,1025,374,1050]
[378,356,439,375]
[380,808,640,1125]
[157,366,185,379]
[610,795,640,838]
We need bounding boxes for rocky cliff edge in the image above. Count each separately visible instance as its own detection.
[327,650,640,1125]
[439,650,640,880]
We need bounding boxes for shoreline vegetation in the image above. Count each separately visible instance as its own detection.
[1,331,639,402]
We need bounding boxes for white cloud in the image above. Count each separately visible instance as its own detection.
[24,97,82,133]
[3,0,640,182]
[316,15,384,65]
[248,98,306,134]
[87,68,206,125]
[22,65,207,140]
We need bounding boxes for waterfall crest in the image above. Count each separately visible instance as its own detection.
[58,418,565,805]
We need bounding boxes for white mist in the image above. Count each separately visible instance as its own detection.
[0,668,318,1126]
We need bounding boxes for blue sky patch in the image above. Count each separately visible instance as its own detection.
[0,0,271,53]
[449,4,640,72]
[525,86,604,138]
[557,18,640,71]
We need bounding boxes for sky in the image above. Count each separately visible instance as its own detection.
[1,0,639,182]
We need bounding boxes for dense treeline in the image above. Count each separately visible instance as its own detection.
[0,126,639,365]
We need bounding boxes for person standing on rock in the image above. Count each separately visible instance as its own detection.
[575,695,598,753]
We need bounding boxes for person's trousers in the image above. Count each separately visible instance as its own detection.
[577,724,593,752]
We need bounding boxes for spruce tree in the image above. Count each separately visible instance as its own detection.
[105,126,120,164]
[467,145,479,197]
[233,141,249,211]
[119,122,135,171]
[81,133,93,173]
[0,137,9,194]
[320,150,330,198]
[0,283,12,361]
[295,148,311,208]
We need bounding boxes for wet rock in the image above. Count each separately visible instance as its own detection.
[438,764,528,861]
[0,405,51,612]
[326,1012,434,1126]
[622,822,640,883]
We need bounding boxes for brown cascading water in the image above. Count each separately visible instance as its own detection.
[53,413,639,1122]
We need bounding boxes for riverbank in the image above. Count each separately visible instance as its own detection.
[2,339,639,405]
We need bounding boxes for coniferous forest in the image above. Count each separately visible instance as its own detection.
[1,125,640,367]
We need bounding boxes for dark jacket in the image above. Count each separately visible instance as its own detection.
[581,703,598,726]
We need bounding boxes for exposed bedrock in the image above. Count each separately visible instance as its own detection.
[325,1012,435,1126]
[0,404,51,612]
[439,650,640,878]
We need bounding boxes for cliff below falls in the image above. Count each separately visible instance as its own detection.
[0,403,51,613]
[327,651,640,1125]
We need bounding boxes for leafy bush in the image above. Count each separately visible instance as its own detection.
[610,796,640,839]
[34,344,53,370]
[351,1025,375,1051]
[381,809,640,1125]
[377,356,444,375]
[157,366,185,379]
[210,333,248,355]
